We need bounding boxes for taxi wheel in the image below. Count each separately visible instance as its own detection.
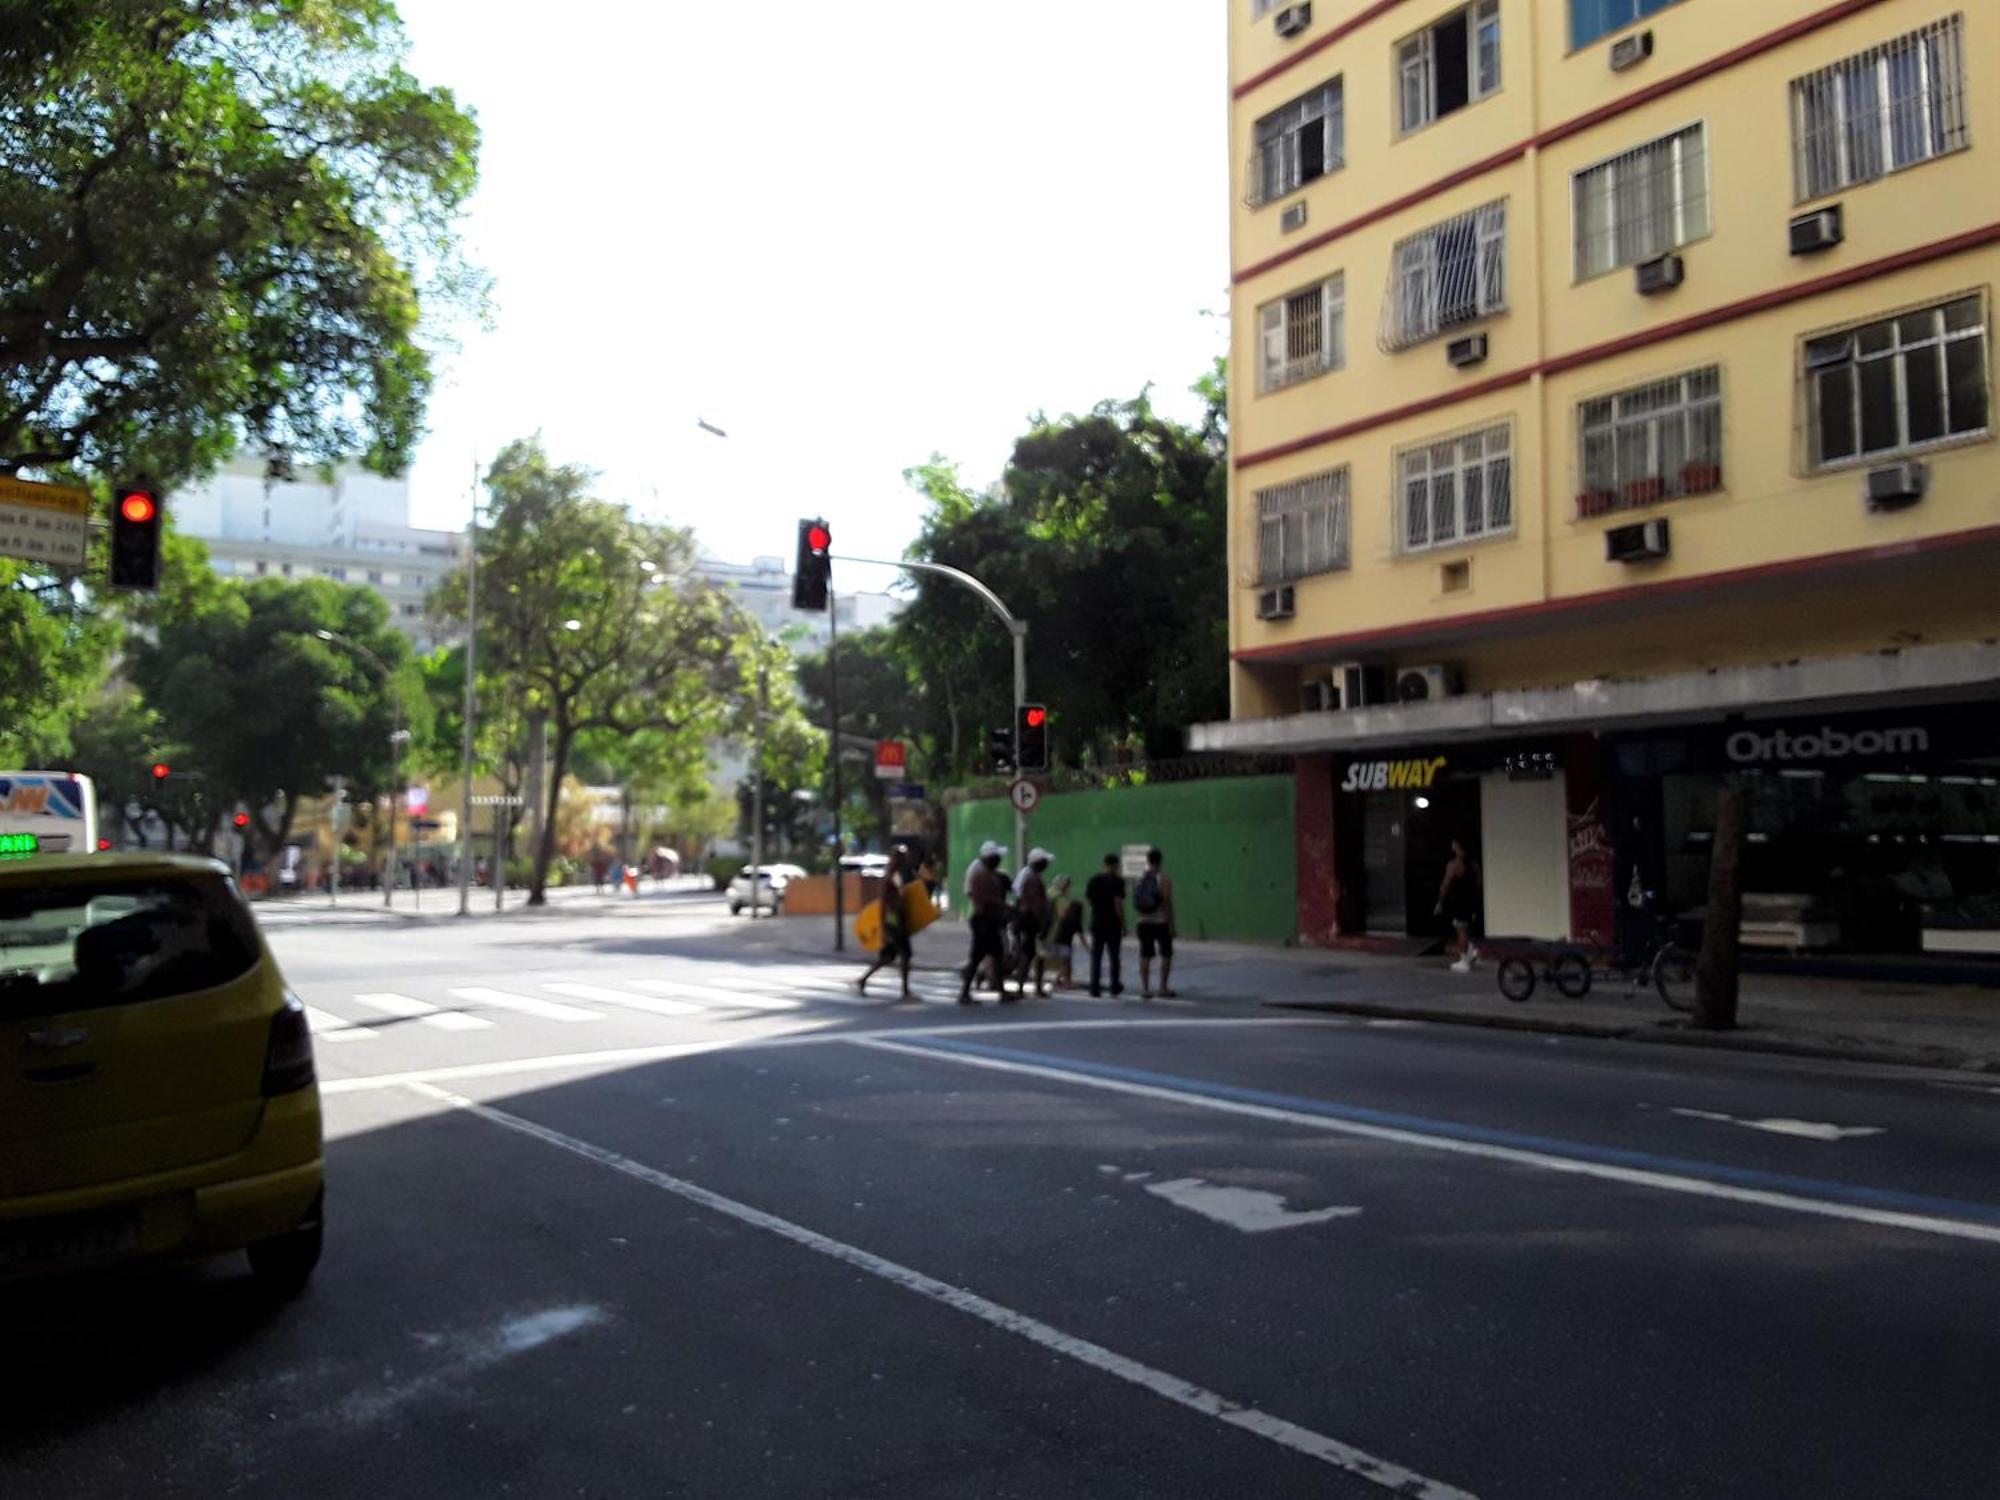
[248,1193,324,1299]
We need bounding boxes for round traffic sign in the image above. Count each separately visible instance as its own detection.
[1009,778,1040,813]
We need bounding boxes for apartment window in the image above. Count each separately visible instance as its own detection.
[1399,423,1513,551]
[1573,124,1709,280]
[1578,367,1722,514]
[1397,0,1500,135]
[328,567,348,580]
[1258,275,1345,392]
[280,563,293,577]
[1249,79,1343,206]
[1570,0,1683,51]
[367,570,383,584]
[1381,200,1506,351]
[1791,15,1968,202]
[255,561,268,576]
[1251,0,1282,15]
[1806,295,1989,468]
[1256,469,1350,584]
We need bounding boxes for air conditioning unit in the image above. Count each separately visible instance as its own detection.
[1330,661,1389,710]
[1279,201,1309,233]
[1864,461,1927,512]
[1635,253,1684,296]
[1609,30,1654,71]
[1395,664,1457,704]
[1606,517,1671,563]
[1255,584,1296,620]
[1788,205,1843,256]
[1446,333,1489,369]
[1273,3,1312,38]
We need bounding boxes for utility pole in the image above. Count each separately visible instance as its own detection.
[457,468,479,917]
[750,662,766,920]
[829,589,844,952]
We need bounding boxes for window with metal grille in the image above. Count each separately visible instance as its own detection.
[1397,0,1500,135]
[1380,200,1506,351]
[1572,124,1709,281]
[1399,424,1512,552]
[1248,79,1344,206]
[1258,276,1344,393]
[1570,0,1685,51]
[1791,15,1968,202]
[1252,0,1282,15]
[1577,367,1722,515]
[1256,469,1350,584]
[1805,295,1989,468]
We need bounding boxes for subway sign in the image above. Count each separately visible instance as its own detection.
[1340,756,1448,793]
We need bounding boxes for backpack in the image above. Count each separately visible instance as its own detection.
[1134,869,1162,916]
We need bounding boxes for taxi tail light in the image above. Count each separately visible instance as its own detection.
[262,992,316,1096]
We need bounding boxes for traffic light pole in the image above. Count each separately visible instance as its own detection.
[830,554,1030,870]
[828,589,844,952]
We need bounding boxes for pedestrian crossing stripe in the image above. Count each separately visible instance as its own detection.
[542,981,706,1017]
[352,991,495,1032]
[449,986,602,1023]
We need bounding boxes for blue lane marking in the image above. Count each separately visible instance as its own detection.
[895,1034,2000,1229]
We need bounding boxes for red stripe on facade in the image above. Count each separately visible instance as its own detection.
[1233,220,2000,472]
[1233,0,1897,286]
[1230,524,2000,663]
[1231,0,1416,101]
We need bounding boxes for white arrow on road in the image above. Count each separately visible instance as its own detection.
[1143,1176,1363,1234]
[1668,1107,1885,1141]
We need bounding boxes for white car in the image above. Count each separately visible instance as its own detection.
[728,863,806,915]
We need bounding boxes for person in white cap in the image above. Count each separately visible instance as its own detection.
[964,840,1001,906]
[1011,848,1054,998]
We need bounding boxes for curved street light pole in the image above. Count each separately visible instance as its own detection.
[316,629,404,909]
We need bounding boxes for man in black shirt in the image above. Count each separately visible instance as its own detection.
[1084,853,1125,998]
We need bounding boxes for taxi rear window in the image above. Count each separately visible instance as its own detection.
[0,876,261,1014]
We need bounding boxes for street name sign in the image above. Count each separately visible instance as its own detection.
[0,477,90,569]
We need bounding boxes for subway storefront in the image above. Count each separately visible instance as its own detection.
[1609,702,2000,958]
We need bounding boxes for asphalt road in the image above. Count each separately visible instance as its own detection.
[6,889,1999,1498]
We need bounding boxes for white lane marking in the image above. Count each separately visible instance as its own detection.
[624,980,802,1012]
[854,1038,2000,1248]
[541,981,707,1017]
[351,991,495,1032]
[450,986,603,1023]
[405,1079,1479,1500]
[1143,1177,1364,1234]
[336,1304,605,1426]
[305,1005,379,1042]
[314,1018,1329,1095]
[1667,1107,1886,1142]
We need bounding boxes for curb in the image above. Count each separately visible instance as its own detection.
[1263,999,2000,1074]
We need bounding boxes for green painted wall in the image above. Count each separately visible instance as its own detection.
[947,776,1296,944]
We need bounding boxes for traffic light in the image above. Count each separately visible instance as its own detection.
[793,518,831,611]
[233,811,251,830]
[1017,703,1049,772]
[110,485,163,590]
[987,725,1015,776]
[150,762,171,783]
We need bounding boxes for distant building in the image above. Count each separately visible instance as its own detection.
[695,555,900,652]
[172,454,467,652]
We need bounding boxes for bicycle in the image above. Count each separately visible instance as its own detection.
[1495,897,1697,1013]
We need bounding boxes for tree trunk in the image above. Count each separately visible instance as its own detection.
[1694,778,1745,1030]
[529,724,571,906]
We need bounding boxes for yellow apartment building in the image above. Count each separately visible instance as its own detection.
[1195,0,2000,962]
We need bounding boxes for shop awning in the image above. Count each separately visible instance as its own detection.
[1188,641,2000,756]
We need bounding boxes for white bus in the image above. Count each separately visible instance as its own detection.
[0,772,100,858]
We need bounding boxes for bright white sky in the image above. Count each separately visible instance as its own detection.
[395,1,1230,596]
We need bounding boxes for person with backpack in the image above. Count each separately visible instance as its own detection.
[1134,846,1176,999]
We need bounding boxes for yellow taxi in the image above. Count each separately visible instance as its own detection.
[0,854,323,1294]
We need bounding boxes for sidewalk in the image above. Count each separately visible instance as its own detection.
[742,911,2000,1075]
[252,877,711,924]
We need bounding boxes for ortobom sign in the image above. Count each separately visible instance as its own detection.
[1724,725,1930,764]
[0,477,91,570]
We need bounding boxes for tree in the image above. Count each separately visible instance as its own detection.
[889,368,1230,782]
[128,570,426,861]
[0,559,117,765]
[0,2,481,487]
[432,438,747,903]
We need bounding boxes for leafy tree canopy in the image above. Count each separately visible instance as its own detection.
[0,0,481,487]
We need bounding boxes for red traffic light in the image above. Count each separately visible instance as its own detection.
[150,762,171,781]
[806,524,831,552]
[1025,707,1047,729]
[119,491,157,524]
[233,812,251,829]
[96,837,112,851]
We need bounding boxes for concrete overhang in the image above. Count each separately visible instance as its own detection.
[1188,640,2000,755]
